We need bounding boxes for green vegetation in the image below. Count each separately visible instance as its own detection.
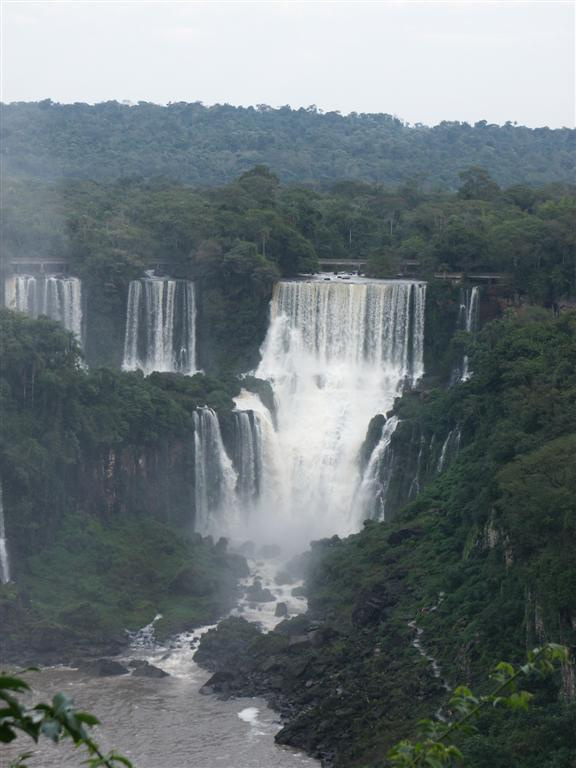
[0,311,247,652]
[1,101,574,188]
[195,310,576,767]
[3,167,574,372]
[387,644,570,767]
[1,672,132,767]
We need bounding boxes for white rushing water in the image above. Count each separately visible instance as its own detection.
[5,274,83,340]
[0,482,11,584]
[249,275,426,545]
[459,285,479,382]
[193,407,239,535]
[355,415,399,522]
[123,277,197,375]
[3,558,317,768]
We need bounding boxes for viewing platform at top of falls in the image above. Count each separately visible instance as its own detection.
[6,259,72,274]
[318,259,368,272]
[432,271,513,284]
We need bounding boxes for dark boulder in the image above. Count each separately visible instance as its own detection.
[131,660,169,678]
[83,658,129,676]
[275,602,289,618]
[245,580,276,602]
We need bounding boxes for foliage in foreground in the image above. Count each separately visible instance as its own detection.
[387,644,570,767]
[0,672,132,768]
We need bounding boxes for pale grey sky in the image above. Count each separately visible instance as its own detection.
[1,0,574,127]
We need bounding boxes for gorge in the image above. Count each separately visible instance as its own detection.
[1,169,574,768]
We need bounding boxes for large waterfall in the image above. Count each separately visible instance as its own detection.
[253,276,426,543]
[0,483,11,584]
[5,275,83,340]
[123,278,197,375]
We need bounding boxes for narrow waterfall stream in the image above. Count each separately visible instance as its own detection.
[0,482,11,584]
[457,285,479,382]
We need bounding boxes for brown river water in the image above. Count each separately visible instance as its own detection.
[4,560,319,768]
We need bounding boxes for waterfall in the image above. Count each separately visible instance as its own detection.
[436,427,462,474]
[5,275,83,340]
[230,390,287,542]
[355,416,399,521]
[231,410,261,505]
[437,431,453,473]
[123,278,196,375]
[459,286,479,382]
[192,408,238,535]
[256,277,426,542]
[0,483,11,584]
[409,433,426,499]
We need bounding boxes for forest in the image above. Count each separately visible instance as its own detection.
[1,100,574,188]
[3,166,575,372]
[1,151,575,767]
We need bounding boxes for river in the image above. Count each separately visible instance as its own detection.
[4,559,319,768]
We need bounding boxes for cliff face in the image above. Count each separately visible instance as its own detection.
[78,439,195,528]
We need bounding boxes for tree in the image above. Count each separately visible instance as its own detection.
[458,167,501,202]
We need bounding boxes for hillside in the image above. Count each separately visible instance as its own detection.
[1,101,574,188]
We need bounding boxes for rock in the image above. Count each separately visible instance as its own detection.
[291,586,307,598]
[275,614,313,636]
[245,580,276,603]
[83,658,129,677]
[131,661,169,678]
[275,571,295,585]
[127,659,148,668]
[275,602,289,618]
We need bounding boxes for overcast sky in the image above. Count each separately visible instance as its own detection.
[1,1,574,128]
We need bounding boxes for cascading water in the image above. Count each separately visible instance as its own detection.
[355,416,399,521]
[0,483,11,584]
[254,276,426,542]
[192,408,239,535]
[230,390,286,539]
[459,286,479,382]
[5,274,83,340]
[231,410,262,505]
[123,278,196,375]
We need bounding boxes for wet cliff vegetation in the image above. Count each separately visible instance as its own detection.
[196,310,576,767]
[0,310,247,659]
